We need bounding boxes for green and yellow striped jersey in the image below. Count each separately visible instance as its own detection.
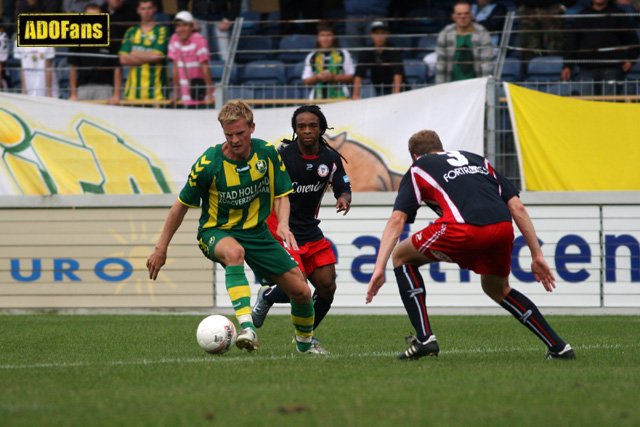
[119,24,168,100]
[179,139,293,231]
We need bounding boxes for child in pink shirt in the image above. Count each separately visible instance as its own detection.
[168,11,214,107]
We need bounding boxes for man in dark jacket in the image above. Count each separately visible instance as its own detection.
[560,0,640,95]
[517,0,573,71]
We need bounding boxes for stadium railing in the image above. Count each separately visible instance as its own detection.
[2,9,640,187]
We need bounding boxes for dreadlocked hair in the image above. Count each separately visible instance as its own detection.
[287,104,348,163]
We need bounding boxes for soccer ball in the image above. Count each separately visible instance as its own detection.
[196,315,237,354]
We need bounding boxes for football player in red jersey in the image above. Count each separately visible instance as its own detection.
[367,129,575,361]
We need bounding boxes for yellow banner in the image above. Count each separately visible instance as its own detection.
[505,83,640,191]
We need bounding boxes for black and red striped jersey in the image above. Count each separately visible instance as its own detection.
[279,141,351,244]
[393,150,519,226]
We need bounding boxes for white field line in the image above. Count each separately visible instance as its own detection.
[0,343,635,370]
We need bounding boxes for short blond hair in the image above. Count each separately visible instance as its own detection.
[218,100,254,126]
[408,130,443,157]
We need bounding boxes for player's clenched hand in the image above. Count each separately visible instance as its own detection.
[336,197,351,216]
[531,255,555,292]
[147,248,167,280]
[365,268,386,304]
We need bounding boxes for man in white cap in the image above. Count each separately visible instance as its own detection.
[168,10,214,107]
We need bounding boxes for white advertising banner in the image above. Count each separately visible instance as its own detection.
[215,204,640,309]
[0,201,638,308]
[0,78,487,195]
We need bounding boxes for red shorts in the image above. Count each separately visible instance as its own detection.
[266,212,336,275]
[286,238,336,275]
[410,221,514,277]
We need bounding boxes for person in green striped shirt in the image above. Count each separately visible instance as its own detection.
[118,0,168,101]
[147,100,319,354]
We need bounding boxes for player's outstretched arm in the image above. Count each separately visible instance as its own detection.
[366,210,408,303]
[273,195,299,251]
[507,197,556,291]
[147,201,189,280]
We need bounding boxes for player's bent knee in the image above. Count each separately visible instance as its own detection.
[481,275,510,303]
[391,240,423,268]
[314,281,336,299]
[222,246,245,264]
[288,284,311,304]
[276,268,311,303]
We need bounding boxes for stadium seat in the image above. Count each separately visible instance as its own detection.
[414,34,438,60]
[389,35,414,59]
[262,11,281,36]
[240,10,262,35]
[284,61,307,99]
[525,55,564,81]
[227,86,255,100]
[235,36,274,63]
[544,83,574,97]
[401,8,442,35]
[277,34,316,63]
[210,59,225,82]
[239,60,287,100]
[403,59,427,89]
[360,84,377,99]
[240,60,286,84]
[500,57,522,82]
[324,8,346,36]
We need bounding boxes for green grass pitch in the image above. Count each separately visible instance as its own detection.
[1,314,639,426]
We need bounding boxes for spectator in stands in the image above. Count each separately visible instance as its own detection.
[15,0,59,37]
[68,3,120,103]
[473,0,508,45]
[0,23,9,91]
[118,0,168,101]
[302,22,355,100]
[615,0,640,25]
[13,42,59,97]
[168,10,214,107]
[62,0,104,12]
[342,0,390,54]
[103,0,138,52]
[436,1,494,84]
[103,0,137,102]
[352,20,403,98]
[177,0,240,62]
[279,0,324,35]
[560,0,640,95]
[517,1,568,69]
[16,0,60,15]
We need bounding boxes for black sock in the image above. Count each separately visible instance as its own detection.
[500,288,566,352]
[312,292,333,330]
[394,265,433,342]
[263,285,289,304]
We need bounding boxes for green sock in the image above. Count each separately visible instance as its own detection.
[291,299,314,351]
[225,265,254,331]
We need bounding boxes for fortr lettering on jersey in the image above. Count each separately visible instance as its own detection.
[442,165,489,183]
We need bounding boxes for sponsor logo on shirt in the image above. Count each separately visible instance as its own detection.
[292,180,325,194]
[443,165,489,183]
